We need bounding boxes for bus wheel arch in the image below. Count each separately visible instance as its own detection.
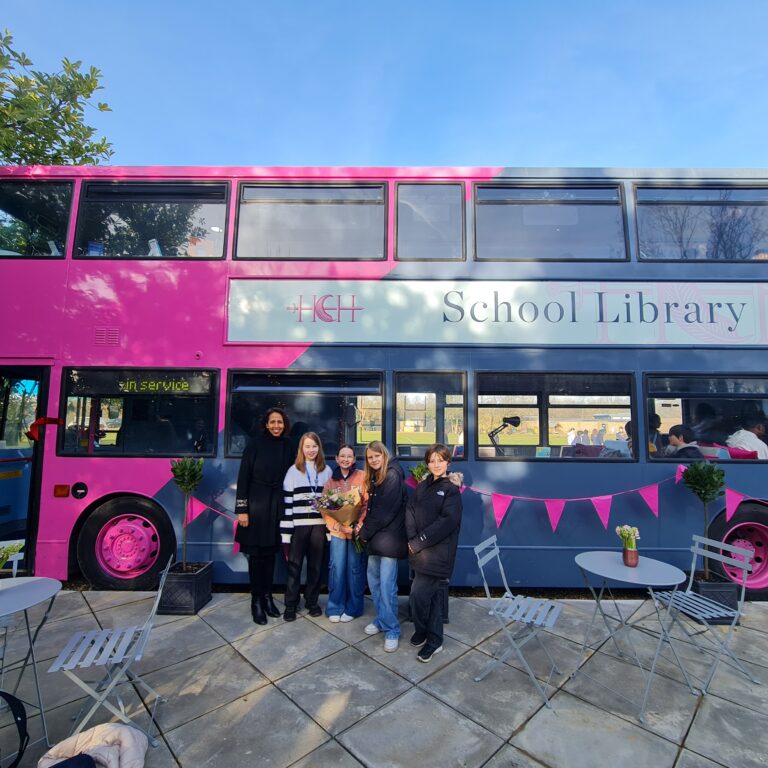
[708,501,768,600]
[75,495,176,590]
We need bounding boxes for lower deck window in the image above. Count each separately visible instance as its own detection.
[61,369,217,456]
[477,372,633,459]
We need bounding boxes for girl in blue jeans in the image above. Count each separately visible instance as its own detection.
[357,441,407,652]
[322,445,367,622]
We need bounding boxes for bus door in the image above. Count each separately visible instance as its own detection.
[0,366,48,572]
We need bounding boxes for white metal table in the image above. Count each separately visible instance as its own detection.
[573,550,697,722]
[0,576,61,760]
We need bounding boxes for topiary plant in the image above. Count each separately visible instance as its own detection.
[681,461,725,579]
[170,457,204,570]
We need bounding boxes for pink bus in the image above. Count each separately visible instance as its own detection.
[2,165,768,595]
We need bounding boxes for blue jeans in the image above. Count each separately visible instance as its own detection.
[367,555,400,639]
[326,536,366,618]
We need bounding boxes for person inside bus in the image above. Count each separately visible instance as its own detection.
[691,402,728,446]
[235,407,294,625]
[406,443,462,662]
[664,424,704,459]
[625,421,656,456]
[726,415,768,460]
[280,432,332,622]
[648,412,665,453]
[357,441,407,653]
[323,444,367,623]
[117,399,176,454]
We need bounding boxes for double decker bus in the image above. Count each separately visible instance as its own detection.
[2,165,768,596]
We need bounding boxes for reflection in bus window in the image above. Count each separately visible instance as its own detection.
[396,184,463,261]
[648,375,768,459]
[637,188,768,261]
[394,372,465,458]
[76,182,227,259]
[0,376,38,448]
[228,371,383,457]
[61,369,217,456]
[0,182,72,258]
[477,372,633,459]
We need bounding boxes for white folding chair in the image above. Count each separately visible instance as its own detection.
[0,540,25,692]
[48,557,173,745]
[655,535,761,694]
[473,535,562,707]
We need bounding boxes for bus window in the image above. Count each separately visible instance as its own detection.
[61,369,217,456]
[75,182,228,259]
[396,184,464,261]
[648,375,768,459]
[477,372,633,459]
[637,187,768,261]
[394,371,465,458]
[0,181,72,258]
[227,371,383,457]
[236,185,386,260]
[475,185,626,261]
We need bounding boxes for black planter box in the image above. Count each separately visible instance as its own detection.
[158,561,213,615]
[691,577,740,625]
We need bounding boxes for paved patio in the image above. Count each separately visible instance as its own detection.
[2,590,767,768]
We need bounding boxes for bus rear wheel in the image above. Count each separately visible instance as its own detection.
[708,503,768,600]
[77,497,176,590]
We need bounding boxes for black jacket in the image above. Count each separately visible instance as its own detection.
[358,461,407,559]
[669,444,705,459]
[406,474,462,579]
[234,433,294,551]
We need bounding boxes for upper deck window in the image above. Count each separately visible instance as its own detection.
[637,187,768,261]
[236,184,386,260]
[75,182,228,259]
[396,184,464,260]
[0,181,72,258]
[474,185,626,261]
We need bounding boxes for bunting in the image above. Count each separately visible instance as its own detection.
[590,495,613,529]
[492,493,514,528]
[544,499,566,533]
[186,496,209,525]
[637,485,660,518]
[725,488,746,522]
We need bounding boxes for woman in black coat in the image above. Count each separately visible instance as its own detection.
[235,408,294,624]
[406,443,462,662]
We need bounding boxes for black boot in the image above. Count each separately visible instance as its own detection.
[251,595,267,625]
[263,593,281,618]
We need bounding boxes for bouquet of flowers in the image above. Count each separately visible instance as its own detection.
[615,524,640,550]
[410,462,429,482]
[313,487,362,527]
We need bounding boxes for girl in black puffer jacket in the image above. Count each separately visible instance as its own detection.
[406,443,463,662]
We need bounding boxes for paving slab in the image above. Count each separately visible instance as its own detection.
[685,693,768,768]
[543,599,612,648]
[288,739,364,767]
[739,600,768,632]
[3,611,101,665]
[164,687,328,768]
[94,595,187,630]
[277,646,411,735]
[338,688,502,768]
[440,596,504,646]
[84,589,156,611]
[704,654,768,715]
[419,649,550,739]
[232,615,346,680]
[141,644,270,731]
[511,691,679,768]
[199,593,279,642]
[674,750,728,768]
[565,648,700,743]
[22,590,92,626]
[483,744,553,768]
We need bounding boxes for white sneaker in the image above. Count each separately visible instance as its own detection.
[328,615,341,623]
[364,622,381,635]
[339,613,354,623]
[384,637,399,653]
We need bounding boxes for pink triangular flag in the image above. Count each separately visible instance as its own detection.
[590,495,613,529]
[232,518,240,554]
[675,465,687,484]
[492,493,514,527]
[725,488,746,522]
[638,484,660,517]
[544,499,566,532]
[186,496,208,524]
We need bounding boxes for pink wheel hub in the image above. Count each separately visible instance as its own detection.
[94,514,160,579]
[721,522,768,590]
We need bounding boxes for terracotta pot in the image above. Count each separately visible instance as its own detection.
[623,548,639,568]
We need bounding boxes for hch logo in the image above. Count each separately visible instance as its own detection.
[287,294,365,323]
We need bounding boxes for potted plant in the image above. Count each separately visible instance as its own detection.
[158,457,213,615]
[681,461,738,613]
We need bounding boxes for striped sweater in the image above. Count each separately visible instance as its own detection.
[280,461,333,544]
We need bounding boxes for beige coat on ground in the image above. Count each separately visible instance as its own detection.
[37,723,148,768]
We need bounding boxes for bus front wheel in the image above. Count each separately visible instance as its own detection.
[708,502,768,600]
[77,497,176,590]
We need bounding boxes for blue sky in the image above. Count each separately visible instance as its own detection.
[5,0,768,168]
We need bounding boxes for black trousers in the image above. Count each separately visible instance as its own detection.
[247,548,277,598]
[409,572,444,647]
[284,525,327,609]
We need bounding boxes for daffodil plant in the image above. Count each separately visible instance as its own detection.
[616,525,640,550]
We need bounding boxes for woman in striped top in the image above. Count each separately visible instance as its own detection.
[280,432,332,622]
